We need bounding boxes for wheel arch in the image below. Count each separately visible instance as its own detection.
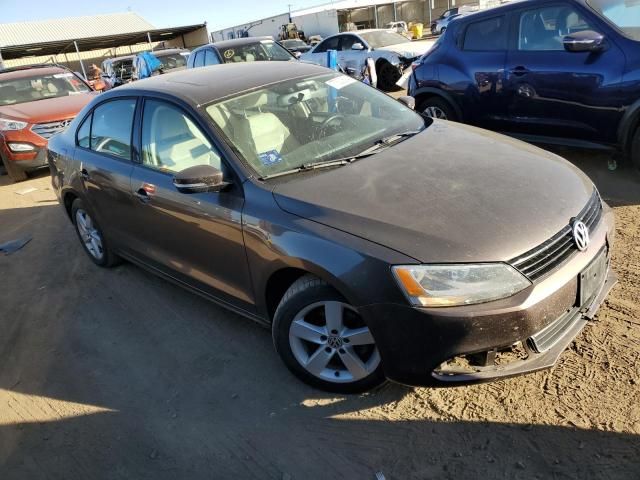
[617,98,640,156]
[412,87,463,120]
[62,189,81,220]
[263,263,355,323]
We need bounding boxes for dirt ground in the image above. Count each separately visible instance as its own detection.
[1,147,639,479]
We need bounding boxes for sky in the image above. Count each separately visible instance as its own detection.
[0,0,327,31]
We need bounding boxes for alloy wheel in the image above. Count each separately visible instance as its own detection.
[75,209,104,260]
[423,106,448,120]
[288,301,380,383]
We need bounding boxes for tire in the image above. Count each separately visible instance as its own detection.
[377,61,402,92]
[630,127,640,171]
[71,198,120,267]
[272,275,386,393]
[418,96,458,122]
[0,152,28,182]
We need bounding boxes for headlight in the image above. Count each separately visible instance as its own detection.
[0,118,28,131]
[392,263,531,307]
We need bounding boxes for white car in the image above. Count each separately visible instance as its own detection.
[300,30,434,91]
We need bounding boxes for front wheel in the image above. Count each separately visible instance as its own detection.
[0,153,28,182]
[418,96,458,122]
[273,275,386,393]
[377,62,402,92]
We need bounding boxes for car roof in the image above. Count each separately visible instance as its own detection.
[0,65,70,80]
[153,48,190,56]
[203,37,275,51]
[114,61,332,105]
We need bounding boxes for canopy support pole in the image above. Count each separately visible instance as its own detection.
[74,40,87,80]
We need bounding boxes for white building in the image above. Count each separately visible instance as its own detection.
[210,0,489,42]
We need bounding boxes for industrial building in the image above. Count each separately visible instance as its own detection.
[210,0,498,42]
[0,12,209,78]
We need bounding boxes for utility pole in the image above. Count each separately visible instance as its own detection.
[288,4,293,23]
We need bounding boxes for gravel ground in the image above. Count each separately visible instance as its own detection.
[0,147,639,479]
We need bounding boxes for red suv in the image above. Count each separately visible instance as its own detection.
[0,65,96,181]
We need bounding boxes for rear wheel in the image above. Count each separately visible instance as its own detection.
[0,153,28,182]
[71,198,120,267]
[418,96,458,122]
[273,275,385,393]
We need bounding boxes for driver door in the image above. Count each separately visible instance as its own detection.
[126,98,255,312]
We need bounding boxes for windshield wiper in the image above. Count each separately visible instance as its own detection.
[258,130,422,181]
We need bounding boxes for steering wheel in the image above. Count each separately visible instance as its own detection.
[318,113,345,138]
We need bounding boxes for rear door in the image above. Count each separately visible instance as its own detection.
[74,98,138,247]
[455,14,510,129]
[503,2,625,143]
[126,98,255,312]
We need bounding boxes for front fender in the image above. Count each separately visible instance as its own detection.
[241,184,415,318]
[617,97,640,154]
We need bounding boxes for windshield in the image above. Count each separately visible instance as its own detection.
[0,71,90,106]
[206,72,425,178]
[588,0,640,40]
[359,30,409,48]
[282,40,307,48]
[157,53,187,70]
[219,41,293,63]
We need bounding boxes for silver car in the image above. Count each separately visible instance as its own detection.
[430,8,464,35]
[300,29,434,91]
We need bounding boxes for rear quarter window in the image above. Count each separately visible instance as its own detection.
[462,15,508,51]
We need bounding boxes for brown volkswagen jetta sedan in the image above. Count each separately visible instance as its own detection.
[48,62,617,393]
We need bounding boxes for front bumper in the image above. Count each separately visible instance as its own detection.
[360,208,616,387]
[1,133,48,172]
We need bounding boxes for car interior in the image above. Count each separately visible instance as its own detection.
[519,7,592,50]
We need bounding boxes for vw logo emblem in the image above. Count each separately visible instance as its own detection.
[60,119,72,128]
[572,220,590,252]
[327,336,343,349]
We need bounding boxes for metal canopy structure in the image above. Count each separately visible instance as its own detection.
[0,24,206,61]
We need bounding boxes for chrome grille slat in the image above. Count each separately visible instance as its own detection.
[31,118,74,140]
[509,190,602,281]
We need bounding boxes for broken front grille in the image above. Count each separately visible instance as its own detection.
[509,190,602,281]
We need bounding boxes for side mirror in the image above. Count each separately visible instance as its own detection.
[352,43,365,51]
[397,96,416,110]
[563,30,605,53]
[173,165,230,194]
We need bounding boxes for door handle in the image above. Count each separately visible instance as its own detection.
[510,66,530,76]
[80,168,90,180]
[135,188,151,203]
[135,183,155,204]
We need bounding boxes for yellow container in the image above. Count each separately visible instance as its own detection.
[410,23,423,39]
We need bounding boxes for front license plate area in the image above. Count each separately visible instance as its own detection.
[579,248,608,306]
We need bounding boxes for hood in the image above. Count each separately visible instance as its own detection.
[377,40,435,59]
[273,121,594,264]
[0,93,96,124]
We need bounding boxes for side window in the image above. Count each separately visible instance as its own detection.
[463,16,507,51]
[193,51,205,68]
[339,35,359,51]
[519,6,594,51]
[314,36,340,53]
[90,99,136,160]
[141,100,222,174]
[204,49,220,66]
[76,113,92,148]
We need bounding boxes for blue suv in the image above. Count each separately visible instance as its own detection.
[409,0,640,169]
